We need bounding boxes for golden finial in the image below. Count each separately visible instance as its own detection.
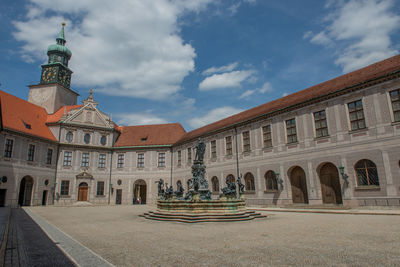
[62,22,66,27]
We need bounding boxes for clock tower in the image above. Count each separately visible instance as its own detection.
[28,23,79,113]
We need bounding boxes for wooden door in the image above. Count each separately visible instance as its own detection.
[0,189,6,207]
[78,186,88,201]
[320,163,342,204]
[290,167,309,204]
[42,190,48,205]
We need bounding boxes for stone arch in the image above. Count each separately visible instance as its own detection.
[289,166,309,204]
[318,162,342,204]
[133,179,146,204]
[18,176,34,206]
[244,172,255,191]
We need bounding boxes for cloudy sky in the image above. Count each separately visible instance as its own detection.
[1,0,400,131]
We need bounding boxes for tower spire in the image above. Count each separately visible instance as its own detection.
[56,22,66,45]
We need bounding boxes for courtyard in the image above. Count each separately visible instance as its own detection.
[26,205,400,266]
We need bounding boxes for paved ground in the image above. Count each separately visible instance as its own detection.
[3,208,75,267]
[28,205,400,267]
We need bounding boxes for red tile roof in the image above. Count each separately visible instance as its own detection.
[114,123,186,147]
[46,105,83,123]
[0,90,56,141]
[178,54,400,144]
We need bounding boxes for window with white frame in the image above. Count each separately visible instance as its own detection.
[211,140,217,158]
[158,152,166,167]
[98,154,106,168]
[96,181,105,196]
[46,148,53,165]
[242,131,250,152]
[60,180,70,196]
[4,139,13,158]
[348,100,366,130]
[225,136,232,155]
[187,147,192,163]
[137,153,144,168]
[81,152,89,167]
[314,110,329,138]
[262,125,272,148]
[390,89,400,122]
[63,151,72,166]
[27,144,35,161]
[286,118,297,143]
[117,154,125,168]
[177,150,181,166]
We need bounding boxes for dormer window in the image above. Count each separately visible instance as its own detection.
[141,137,147,142]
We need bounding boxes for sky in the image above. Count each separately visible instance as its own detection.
[1,0,400,131]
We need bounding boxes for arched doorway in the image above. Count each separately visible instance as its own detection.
[18,176,34,206]
[319,163,342,204]
[211,176,219,193]
[133,179,146,204]
[289,167,309,204]
[78,182,89,201]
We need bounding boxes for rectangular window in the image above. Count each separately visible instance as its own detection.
[262,125,272,148]
[242,131,250,152]
[63,151,72,166]
[158,152,166,167]
[96,181,105,196]
[314,110,329,138]
[187,147,192,163]
[225,136,232,155]
[4,139,13,158]
[137,153,144,168]
[348,100,366,130]
[390,89,400,122]
[60,180,70,196]
[98,154,106,168]
[177,150,181,166]
[117,154,125,168]
[211,140,217,158]
[286,118,297,143]
[27,144,35,161]
[46,148,53,164]
[81,152,89,167]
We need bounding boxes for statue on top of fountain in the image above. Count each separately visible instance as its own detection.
[184,138,211,200]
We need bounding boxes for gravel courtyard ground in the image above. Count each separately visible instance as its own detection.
[29,205,400,266]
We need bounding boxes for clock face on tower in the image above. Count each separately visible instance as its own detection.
[41,67,57,83]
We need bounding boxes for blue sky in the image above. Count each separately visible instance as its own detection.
[1,0,400,131]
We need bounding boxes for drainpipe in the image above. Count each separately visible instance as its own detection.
[234,126,240,179]
[53,123,62,205]
[170,147,173,185]
[108,131,115,205]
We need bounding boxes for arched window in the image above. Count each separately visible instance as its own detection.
[355,159,379,186]
[244,172,255,191]
[265,170,278,191]
[226,174,235,184]
[211,176,219,192]
[66,131,73,142]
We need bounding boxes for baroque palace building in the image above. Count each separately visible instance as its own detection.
[1,25,400,207]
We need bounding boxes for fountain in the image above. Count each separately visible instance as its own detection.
[141,139,266,222]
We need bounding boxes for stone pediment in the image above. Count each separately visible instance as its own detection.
[76,170,93,179]
[63,102,113,129]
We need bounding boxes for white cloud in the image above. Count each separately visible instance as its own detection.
[239,82,273,99]
[115,113,168,126]
[188,106,243,128]
[305,0,400,73]
[258,82,273,93]
[199,70,255,91]
[12,0,213,100]
[202,62,238,75]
